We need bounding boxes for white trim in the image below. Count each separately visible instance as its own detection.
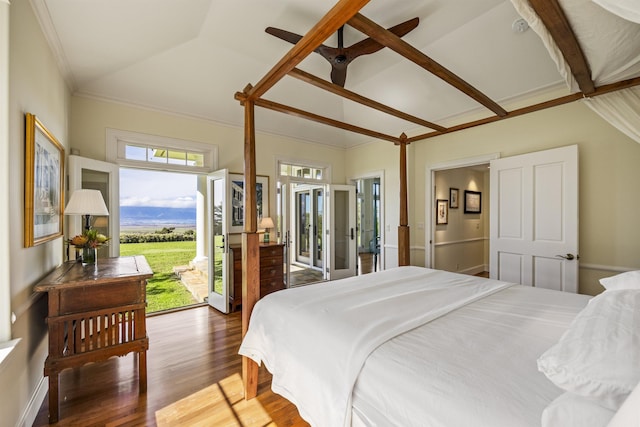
[425,153,500,268]
[580,263,639,273]
[0,338,20,375]
[0,0,10,343]
[28,0,75,89]
[433,237,488,247]
[17,375,48,427]
[106,128,218,174]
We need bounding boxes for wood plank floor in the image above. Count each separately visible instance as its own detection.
[33,306,309,427]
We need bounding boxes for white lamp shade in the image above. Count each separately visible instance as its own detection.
[65,189,109,216]
[259,217,275,229]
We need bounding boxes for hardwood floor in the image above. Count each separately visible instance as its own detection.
[33,307,309,427]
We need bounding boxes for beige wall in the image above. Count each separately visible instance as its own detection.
[346,101,640,295]
[70,96,348,224]
[3,0,71,425]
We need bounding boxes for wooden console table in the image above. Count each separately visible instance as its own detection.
[34,255,153,423]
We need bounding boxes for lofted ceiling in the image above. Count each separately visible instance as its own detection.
[30,0,637,148]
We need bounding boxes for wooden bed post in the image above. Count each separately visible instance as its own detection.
[242,87,260,400]
[397,133,410,266]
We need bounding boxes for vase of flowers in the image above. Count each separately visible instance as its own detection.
[68,229,110,266]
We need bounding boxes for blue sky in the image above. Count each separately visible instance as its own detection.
[120,168,197,209]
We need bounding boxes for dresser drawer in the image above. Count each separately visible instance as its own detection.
[260,277,284,295]
[261,245,282,259]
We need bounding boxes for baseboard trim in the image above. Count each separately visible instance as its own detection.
[580,263,638,273]
[18,375,47,427]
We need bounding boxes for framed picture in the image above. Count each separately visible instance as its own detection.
[228,173,269,234]
[449,188,459,208]
[24,113,65,247]
[464,190,482,214]
[436,199,448,225]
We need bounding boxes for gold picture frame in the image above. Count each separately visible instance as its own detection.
[228,173,269,234]
[24,113,65,247]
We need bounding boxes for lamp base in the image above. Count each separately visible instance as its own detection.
[263,232,270,243]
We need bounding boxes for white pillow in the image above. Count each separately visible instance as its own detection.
[599,270,640,290]
[537,290,640,410]
[541,392,615,427]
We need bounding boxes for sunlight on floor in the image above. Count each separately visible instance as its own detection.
[156,373,275,426]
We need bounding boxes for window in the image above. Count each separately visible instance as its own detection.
[106,128,217,173]
[279,161,328,182]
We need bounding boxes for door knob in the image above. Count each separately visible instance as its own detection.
[555,253,577,260]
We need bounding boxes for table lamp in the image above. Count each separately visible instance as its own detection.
[259,217,275,243]
[65,189,109,231]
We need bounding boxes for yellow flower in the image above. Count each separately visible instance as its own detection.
[67,229,110,249]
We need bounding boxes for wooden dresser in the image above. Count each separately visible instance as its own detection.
[229,243,285,311]
[34,256,153,423]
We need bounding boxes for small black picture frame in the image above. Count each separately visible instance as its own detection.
[449,188,459,208]
[464,190,481,214]
[436,199,448,225]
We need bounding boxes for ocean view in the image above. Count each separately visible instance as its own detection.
[120,206,196,231]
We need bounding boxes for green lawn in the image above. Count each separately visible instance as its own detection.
[120,241,198,313]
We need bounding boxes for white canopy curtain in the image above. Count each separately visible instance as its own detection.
[510,0,640,144]
[592,0,640,24]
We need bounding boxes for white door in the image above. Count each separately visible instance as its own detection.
[207,169,229,313]
[327,184,357,280]
[490,145,578,292]
[68,155,120,258]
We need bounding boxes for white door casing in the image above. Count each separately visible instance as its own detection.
[68,155,120,258]
[490,145,579,292]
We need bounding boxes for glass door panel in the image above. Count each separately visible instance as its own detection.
[328,185,356,280]
[207,169,229,313]
[313,188,323,268]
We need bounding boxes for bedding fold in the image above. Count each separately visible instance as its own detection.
[239,266,514,427]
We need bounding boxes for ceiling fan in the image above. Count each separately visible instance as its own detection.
[265,17,419,87]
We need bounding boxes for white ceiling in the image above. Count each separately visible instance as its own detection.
[32,0,569,148]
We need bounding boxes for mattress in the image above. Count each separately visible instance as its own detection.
[352,284,590,427]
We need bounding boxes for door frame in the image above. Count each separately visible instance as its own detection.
[68,155,120,258]
[206,169,230,313]
[425,154,499,269]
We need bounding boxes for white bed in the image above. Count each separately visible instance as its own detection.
[239,266,640,427]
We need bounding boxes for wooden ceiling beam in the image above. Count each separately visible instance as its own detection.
[288,68,447,132]
[407,77,640,142]
[528,0,595,94]
[246,0,370,101]
[236,92,399,143]
[348,13,508,117]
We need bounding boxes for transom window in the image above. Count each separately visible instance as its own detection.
[279,162,326,181]
[106,128,217,173]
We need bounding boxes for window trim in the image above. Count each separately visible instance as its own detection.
[276,157,331,184]
[106,128,218,173]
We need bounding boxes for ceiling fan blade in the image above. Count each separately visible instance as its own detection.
[265,27,304,45]
[330,63,348,87]
[266,26,333,59]
[347,17,419,58]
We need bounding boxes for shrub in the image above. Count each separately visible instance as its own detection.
[120,231,196,244]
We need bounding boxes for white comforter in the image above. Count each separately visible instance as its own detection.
[239,266,514,427]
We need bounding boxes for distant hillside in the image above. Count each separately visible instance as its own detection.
[120,206,196,225]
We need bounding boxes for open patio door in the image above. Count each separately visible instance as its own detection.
[490,145,578,292]
[327,184,356,280]
[207,169,229,313]
[68,155,120,258]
